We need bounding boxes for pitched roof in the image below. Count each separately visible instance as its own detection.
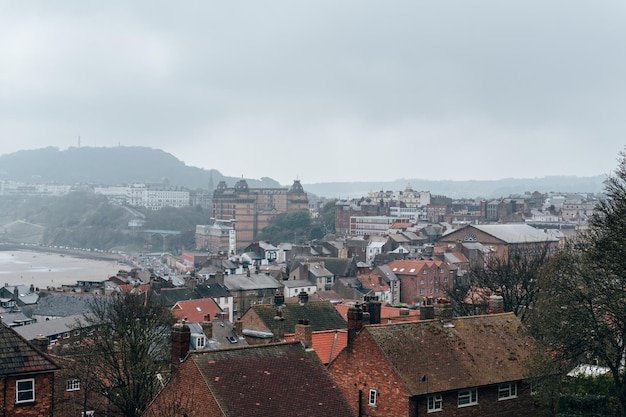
[363,312,533,395]
[387,259,449,275]
[248,300,346,333]
[14,314,87,341]
[334,304,420,322]
[224,273,282,291]
[459,224,558,244]
[190,342,355,416]
[172,298,222,323]
[284,329,347,364]
[33,292,100,317]
[0,321,60,376]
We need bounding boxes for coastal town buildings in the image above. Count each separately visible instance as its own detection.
[211,179,309,250]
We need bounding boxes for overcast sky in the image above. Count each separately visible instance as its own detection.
[1,1,625,185]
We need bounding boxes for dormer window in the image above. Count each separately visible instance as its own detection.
[196,336,206,349]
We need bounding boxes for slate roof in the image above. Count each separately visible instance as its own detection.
[0,285,39,305]
[194,282,232,299]
[33,292,100,317]
[224,273,283,292]
[0,321,60,376]
[189,342,356,417]
[292,256,356,277]
[248,300,347,333]
[154,287,199,306]
[363,312,533,395]
[14,314,88,341]
[464,224,558,244]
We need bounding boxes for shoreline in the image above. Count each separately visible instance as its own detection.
[0,247,130,288]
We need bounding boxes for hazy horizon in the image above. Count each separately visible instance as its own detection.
[1,2,624,183]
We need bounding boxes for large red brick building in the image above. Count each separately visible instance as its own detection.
[211,179,309,250]
[386,259,457,305]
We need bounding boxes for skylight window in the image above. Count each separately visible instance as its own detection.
[409,268,415,273]
[195,307,202,312]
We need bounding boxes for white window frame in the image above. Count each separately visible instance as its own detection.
[66,379,81,391]
[368,388,377,406]
[63,331,70,339]
[427,394,443,412]
[457,388,478,407]
[196,336,206,349]
[15,378,35,404]
[498,382,517,400]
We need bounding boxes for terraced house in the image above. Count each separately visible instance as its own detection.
[328,304,541,416]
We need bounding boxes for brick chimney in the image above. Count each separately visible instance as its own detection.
[295,318,313,349]
[234,318,243,337]
[420,297,435,320]
[347,304,364,348]
[171,321,191,365]
[433,299,453,325]
[32,334,49,353]
[365,296,382,325]
[201,313,213,340]
[272,309,285,342]
[487,295,505,314]
[215,270,224,286]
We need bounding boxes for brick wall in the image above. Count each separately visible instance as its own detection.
[144,356,223,417]
[1,373,55,417]
[415,383,539,416]
[329,330,412,416]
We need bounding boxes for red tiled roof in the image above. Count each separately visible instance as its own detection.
[334,304,419,322]
[172,298,222,323]
[285,329,348,364]
[356,273,390,292]
[387,259,449,275]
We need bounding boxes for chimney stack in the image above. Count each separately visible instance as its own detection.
[234,318,243,337]
[295,318,313,349]
[215,270,224,286]
[274,292,285,307]
[32,334,49,353]
[420,297,435,320]
[201,313,213,340]
[171,321,191,365]
[347,304,364,347]
[272,309,285,342]
[487,295,505,314]
[298,291,309,306]
[433,299,453,325]
[364,296,382,325]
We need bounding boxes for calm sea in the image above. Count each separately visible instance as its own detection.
[0,250,124,290]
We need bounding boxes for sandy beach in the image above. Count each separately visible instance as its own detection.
[0,250,127,289]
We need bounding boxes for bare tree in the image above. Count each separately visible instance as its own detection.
[447,243,552,323]
[77,291,176,417]
[531,149,626,416]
